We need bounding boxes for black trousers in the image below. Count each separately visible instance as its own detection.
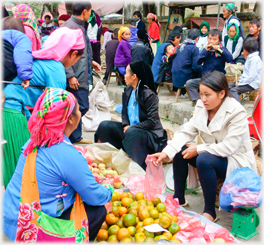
[94,121,166,170]
[58,203,106,241]
[91,42,101,65]
[67,88,89,143]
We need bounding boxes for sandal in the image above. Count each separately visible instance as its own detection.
[180,201,189,207]
[213,217,219,223]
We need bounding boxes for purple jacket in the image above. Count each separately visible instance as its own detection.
[114,38,132,67]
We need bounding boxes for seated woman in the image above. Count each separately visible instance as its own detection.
[2,88,112,242]
[3,27,85,188]
[95,61,167,170]
[151,70,257,222]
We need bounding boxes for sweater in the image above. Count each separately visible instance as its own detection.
[128,27,138,47]
[114,39,132,67]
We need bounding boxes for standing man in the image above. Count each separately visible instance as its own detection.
[246,19,261,58]
[62,2,101,144]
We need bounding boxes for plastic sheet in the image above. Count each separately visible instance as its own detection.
[124,175,145,196]
[219,167,262,211]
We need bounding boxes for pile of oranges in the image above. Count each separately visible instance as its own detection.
[96,192,181,243]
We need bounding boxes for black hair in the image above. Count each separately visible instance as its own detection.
[208,29,222,42]
[113,28,119,38]
[187,28,200,40]
[243,37,258,54]
[133,11,142,19]
[2,16,25,33]
[164,44,174,54]
[44,15,51,20]
[199,70,229,98]
[72,2,92,16]
[69,48,85,57]
[168,30,181,40]
[173,26,183,34]
[250,19,261,28]
[130,20,137,26]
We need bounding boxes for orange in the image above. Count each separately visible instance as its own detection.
[120,237,133,243]
[112,201,121,207]
[135,192,144,201]
[144,230,154,238]
[123,213,137,227]
[97,229,108,241]
[172,215,178,223]
[162,232,172,240]
[159,215,171,229]
[138,205,148,212]
[147,206,154,211]
[136,217,140,225]
[146,200,154,207]
[117,228,131,241]
[171,238,181,243]
[135,232,146,243]
[108,225,120,236]
[112,206,119,216]
[127,192,134,199]
[136,227,145,233]
[156,203,166,213]
[136,221,143,229]
[127,226,137,236]
[157,235,169,240]
[120,192,129,200]
[106,213,118,225]
[119,206,128,216]
[111,192,120,201]
[154,235,160,241]
[116,219,124,228]
[101,221,108,230]
[138,199,147,206]
[121,197,132,207]
[128,202,139,211]
[161,212,171,218]
[169,223,180,235]
[144,237,155,243]
[150,209,159,219]
[139,210,150,221]
[107,235,118,243]
[154,219,160,224]
[129,209,138,216]
[151,197,161,206]
[143,218,154,226]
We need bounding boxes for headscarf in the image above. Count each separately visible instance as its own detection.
[58,14,70,22]
[38,19,44,26]
[89,10,102,28]
[130,61,156,95]
[118,26,130,41]
[24,87,76,155]
[147,13,161,27]
[224,3,238,13]
[12,4,41,49]
[227,22,239,40]
[199,22,210,37]
[53,18,58,24]
[32,27,85,61]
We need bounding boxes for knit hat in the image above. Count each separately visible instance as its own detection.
[118,26,130,41]
[58,14,70,22]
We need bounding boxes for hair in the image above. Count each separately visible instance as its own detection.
[72,2,92,16]
[208,29,222,42]
[187,28,200,40]
[243,37,258,53]
[164,44,173,54]
[69,48,85,57]
[168,30,181,40]
[130,20,137,26]
[113,28,119,38]
[2,16,25,33]
[44,15,51,20]
[173,26,183,34]
[250,18,261,28]
[199,71,229,99]
[133,11,142,19]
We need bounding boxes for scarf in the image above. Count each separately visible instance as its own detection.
[24,87,76,155]
[12,4,41,50]
[224,3,238,13]
[199,22,210,37]
[118,26,130,41]
[32,27,84,61]
[89,10,102,28]
[209,42,224,57]
[227,22,240,40]
[179,39,196,52]
[147,13,161,27]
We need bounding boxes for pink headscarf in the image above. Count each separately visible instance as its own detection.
[32,27,85,61]
[24,87,76,155]
[147,13,161,27]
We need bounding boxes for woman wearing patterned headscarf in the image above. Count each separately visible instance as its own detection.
[197,21,210,52]
[3,87,112,242]
[147,13,161,54]
[13,4,41,50]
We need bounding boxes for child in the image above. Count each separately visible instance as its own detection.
[128,20,138,47]
[229,37,262,103]
[114,26,132,85]
[156,44,176,84]
[171,28,202,96]
[186,29,233,105]
[196,22,210,52]
[224,23,245,64]
[52,18,59,30]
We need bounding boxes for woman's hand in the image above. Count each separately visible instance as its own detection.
[182,144,198,159]
[123,125,130,133]
[151,152,170,166]
[21,80,30,89]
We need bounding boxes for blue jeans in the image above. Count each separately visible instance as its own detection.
[173,146,227,219]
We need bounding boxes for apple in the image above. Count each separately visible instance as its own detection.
[92,168,99,174]
[105,174,114,179]
[113,177,122,189]
[98,164,106,169]
[102,179,114,186]
[86,157,92,166]
[91,163,98,168]
[99,173,105,177]
[89,166,93,172]
[112,170,118,176]
[107,167,114,170]
[99,168,106,173]
[212,238,226,243]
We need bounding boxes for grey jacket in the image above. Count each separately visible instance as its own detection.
[61,15,93,90]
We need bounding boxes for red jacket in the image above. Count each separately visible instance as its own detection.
[148,22,160,40]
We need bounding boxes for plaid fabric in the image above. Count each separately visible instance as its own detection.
[179,39,196,52]
[13,4,41,49]
[209,42,224,57]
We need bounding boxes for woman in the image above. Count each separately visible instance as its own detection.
[95,61,167,170]
[12,4,41,51]
[2,27,85,188]
[147,13,161,54]
[197,21,210,52]
[152,70,256,222]
[222,3,245,41]
[3,88,112,242]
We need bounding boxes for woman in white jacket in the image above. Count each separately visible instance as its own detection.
[152,70,256,222]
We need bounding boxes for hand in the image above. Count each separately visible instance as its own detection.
[68,76,79,90]
[21,80,30,89]
[212,45,220,51]
[149,39,153,45]
[151,152,170,166]
[92,61,101,73]
[123,125,130,133]
[182,144,198,159]
[205,44,212,51]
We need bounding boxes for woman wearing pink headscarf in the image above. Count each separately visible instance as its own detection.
[3,27,85,188]
[13,4,41,51]
[147,13,161,54]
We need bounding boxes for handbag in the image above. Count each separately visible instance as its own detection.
[15,150,89,243]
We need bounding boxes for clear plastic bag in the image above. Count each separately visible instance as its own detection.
[124,175,145,196]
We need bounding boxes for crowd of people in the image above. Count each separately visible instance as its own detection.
[1,1,262,242]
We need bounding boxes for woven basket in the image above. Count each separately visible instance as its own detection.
[225,75,241,83]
